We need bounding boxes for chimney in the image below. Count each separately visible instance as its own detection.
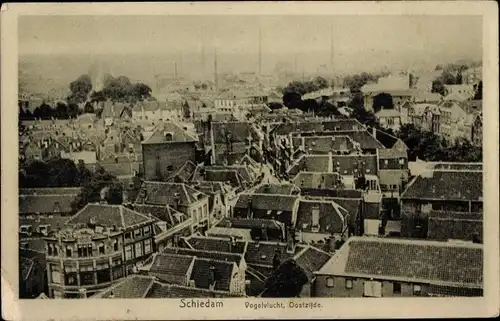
[173,192,181,210]
[209,265,216,289]
[286,227,296,254]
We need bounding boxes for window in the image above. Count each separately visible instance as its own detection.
[143,226,151,235]
[413,284,422,295]
[326,277,334,287]
[364,281,382,297]
[66,246,72,258]
[399,158,405,165]
[144,239,152,254]
[393,282,401,294]
[134,229,142,238]
[345,279,353,289]
[125,245,133,260]
[54,245,59,256]
[384,159,389,166]
[125,232,132,240]
[65,272,78,285]
[51,266,61,284]
[135,242,143,257]
[47,244,53,256]
[98,243,105,255]
[113,240,119,252]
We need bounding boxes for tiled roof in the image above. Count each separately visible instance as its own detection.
[130,204,187,228]
[94,275,154,298]
[212,121,263,144]
[255,184,299,195]
[234,193,299,212]
[296,199,347,234]
[142,122,197,144]
[332,237,483,288]
[401,170,482,201]
[244,241,301,267]
[190,258,235,292]
[19,194,76,214]
[428,212,482,242]
[19,217,69,236]
[149,253,195,276]
[378,148,407,159]
[292,172,343,190]
[19,187,82,196]
[294,246,332,280]
[136,181,206,206]
[217,218,285,231]
[146,281,239,298]
[167,160,197,182]
[162,246,244,266]
[184,236,247,254]
[66,204,153,229]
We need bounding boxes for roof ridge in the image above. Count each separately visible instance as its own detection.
[119,206,126,228]
[347,236,483,249]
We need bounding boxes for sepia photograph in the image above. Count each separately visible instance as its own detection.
[2,2,499,320]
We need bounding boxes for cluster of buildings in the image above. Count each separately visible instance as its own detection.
[19,96,483,298]
[362,71,483,146]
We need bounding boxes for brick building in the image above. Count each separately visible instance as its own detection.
[142,122,198,181]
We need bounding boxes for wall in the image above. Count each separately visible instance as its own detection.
[142,142,197,181]
[314,275,418,297]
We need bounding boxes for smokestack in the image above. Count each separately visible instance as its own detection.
[330,23,334,76]
[214,46,219,90]
[258,25,262,76]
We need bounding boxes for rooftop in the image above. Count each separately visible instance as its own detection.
[65,203,154,229]
[316,236,483,289]
[142,122,197,144]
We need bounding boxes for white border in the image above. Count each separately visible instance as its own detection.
[2,2,499,320]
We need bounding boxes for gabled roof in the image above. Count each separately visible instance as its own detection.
[217,218,285,231]
[130,204,188,228]
[234,193,300,212]
[183,235,247,254]
[162,246,244,266]
[190,257,236,292]
[136,181,207,207]
[317,236,483,289]
[254,183,300,195]
[294,246,332,280]
[19,194,77,214]
[167,160,197,182]
[142,122,197,144]
[65,203,154,229]
[401,169,482,201]
[149,253,195,277]
[93,275,155,298]
[378,147,407,159]
[211,121,263,144]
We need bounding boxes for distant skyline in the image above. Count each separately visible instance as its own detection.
[19,15,482,81]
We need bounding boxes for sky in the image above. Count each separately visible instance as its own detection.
[18,15,483,80]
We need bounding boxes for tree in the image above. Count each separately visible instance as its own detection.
[431,79,446,95]
[261,259,309,298]
[71,166,123,211]
[45,158,80,187]
[84,102,95,114]
[474,81,483,100]
[456,71,463,85]
[440,71,457,85]
[268,102,283,110]
[69,74,93,103]
[283,91,302,108]
[372,93,394,112]
[39,102,55,120]
[90,90,106,103]
[67,102,79,119]
[55,102,69,119]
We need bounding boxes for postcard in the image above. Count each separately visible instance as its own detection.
[1,1,499,320]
